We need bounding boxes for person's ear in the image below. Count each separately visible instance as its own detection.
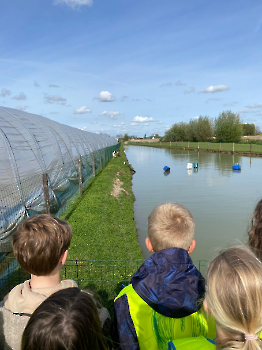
[145,237,154,253]
[188,239,196,254]
[60,250,68,265]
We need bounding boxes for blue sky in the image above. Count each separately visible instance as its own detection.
[1,0,262,137]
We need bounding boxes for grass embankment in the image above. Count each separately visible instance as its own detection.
[128,141,262,155]
[62,144,142,262]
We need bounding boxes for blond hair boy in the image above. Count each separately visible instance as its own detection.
[0,214,77,350]
[115,202,213,350]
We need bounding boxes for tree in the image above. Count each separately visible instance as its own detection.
[187,119,198,142]
[196,116,214,141]
[255,125,261,135]
[215,111,242,142]
[242,123,255,136]
[122,133,130,142]
[164,122,188,141]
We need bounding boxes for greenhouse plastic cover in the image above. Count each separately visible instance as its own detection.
[0,107,118,244]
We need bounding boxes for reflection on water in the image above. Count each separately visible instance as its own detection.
[125,146,262,261]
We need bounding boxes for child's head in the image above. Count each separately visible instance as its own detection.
[21,287,108,350]
[147,202,195,252]
[12,214,72,276]
[248,198,262,260]
[205,246,262,349]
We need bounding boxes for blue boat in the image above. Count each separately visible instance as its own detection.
[163,166,170,171]
[232,163,241,170]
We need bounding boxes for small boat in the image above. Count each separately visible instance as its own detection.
[163,166,170,171]
[187,163,193,170]
[232,163,241,170]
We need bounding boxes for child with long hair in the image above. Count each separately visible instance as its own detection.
[169,246,262,350]
[21,287,109,350]
[248,199,262,260]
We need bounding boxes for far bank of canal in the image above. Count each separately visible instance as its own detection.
[128,141,262,157]
[125,145,262,262]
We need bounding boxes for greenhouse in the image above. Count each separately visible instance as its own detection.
[0,107,119,246]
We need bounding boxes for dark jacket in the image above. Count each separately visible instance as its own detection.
[114,247,205,350]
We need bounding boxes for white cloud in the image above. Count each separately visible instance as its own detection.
[49,111,59,114]
[100,111,121,119]
[238,109,258,114]
[97,91,115,102]
[91,121,97,124]
[160,82,172,87]
[44,94,67,104]
[49,84,60,88]
[133,116,156,123]
[199,85,229,93]
[130,122,138,126]
[184,87,195,94]
[113,124,123,128]
[120,95,129,101]
[246,103,262,108]
[53,0,93,9]
[74,106,91,114]
[175,80,186,86]
[16,105,28,111]
[34,81,40,88]
[0,88,11,97]
[12,92,27,100]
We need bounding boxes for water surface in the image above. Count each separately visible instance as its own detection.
[125,145,262,262]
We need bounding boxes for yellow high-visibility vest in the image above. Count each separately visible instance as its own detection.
[115,284,216,350]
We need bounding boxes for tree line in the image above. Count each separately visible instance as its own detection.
[163,111,259,143]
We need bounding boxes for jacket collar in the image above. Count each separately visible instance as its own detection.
[131,247,205,318]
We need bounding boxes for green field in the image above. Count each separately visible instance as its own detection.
[128,141,262,154]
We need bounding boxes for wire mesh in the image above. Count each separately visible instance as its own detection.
[0,143,120,247]
[0,257,209,302]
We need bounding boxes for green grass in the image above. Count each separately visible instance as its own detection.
[128,141,262,154]
[61,144,143,262]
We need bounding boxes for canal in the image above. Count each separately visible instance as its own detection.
[125,145,262,263]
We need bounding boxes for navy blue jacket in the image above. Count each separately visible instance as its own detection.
[114,247,205,350]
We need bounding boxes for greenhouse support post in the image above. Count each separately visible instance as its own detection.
[250,143,252,153]
[92,152,96,177]
[42,173,50,214]
[78,158,82,195]
[99,150,102,169]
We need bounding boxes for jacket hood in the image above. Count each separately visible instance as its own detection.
[4,279,77,314]
[131,247,205,318]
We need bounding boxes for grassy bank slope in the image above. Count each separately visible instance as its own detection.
[61,144,143,262]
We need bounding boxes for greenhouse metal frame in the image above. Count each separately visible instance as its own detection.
[0,107,119,248]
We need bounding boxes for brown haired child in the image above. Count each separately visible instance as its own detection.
[0,214,77,350]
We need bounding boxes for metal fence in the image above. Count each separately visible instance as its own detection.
[0,256,208,302]
[0,143,120,252]
[128,141,262,154]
